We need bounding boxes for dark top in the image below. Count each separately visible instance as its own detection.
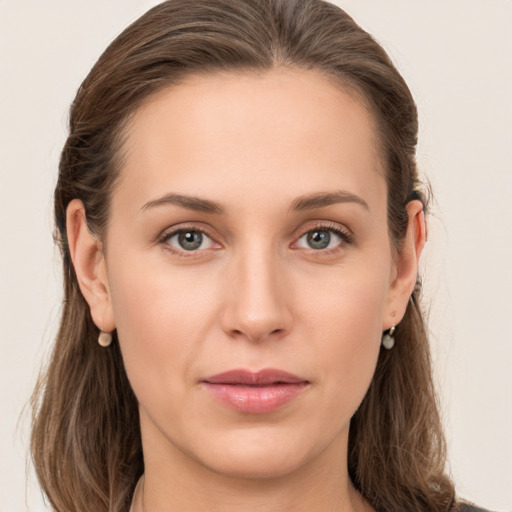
[459,503,494,512]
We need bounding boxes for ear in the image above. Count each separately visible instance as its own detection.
[66,199,116,333]
[382,199,427,330]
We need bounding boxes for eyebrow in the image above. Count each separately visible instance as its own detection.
[290,191,369,212]
[140,189,369,215]
[140,193,224,214]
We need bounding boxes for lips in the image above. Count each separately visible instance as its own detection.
[202,369,309,413]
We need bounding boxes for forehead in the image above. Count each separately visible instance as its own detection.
[115,67,385,212]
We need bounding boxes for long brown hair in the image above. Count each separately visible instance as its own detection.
[31,1,456,510]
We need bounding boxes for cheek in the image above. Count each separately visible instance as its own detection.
[298,253,391,346]
[107,235,393,433]
[296,259,391,416]
[107,255,219,406]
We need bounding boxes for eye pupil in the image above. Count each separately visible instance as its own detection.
[178,231,202,250]
[307,230,330,249]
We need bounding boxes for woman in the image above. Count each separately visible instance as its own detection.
[30,0,492,511]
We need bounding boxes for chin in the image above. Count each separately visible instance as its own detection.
[184,426,332,481]
[201,450,308,480]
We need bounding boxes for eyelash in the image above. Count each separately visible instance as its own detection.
[157,224,219,258]
[157,222,353,258]
[294,222,353,255]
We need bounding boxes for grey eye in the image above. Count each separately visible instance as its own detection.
[166,230,215,251]
[177,231,203,250]
[295,228,345,251]
[306,230,331,249]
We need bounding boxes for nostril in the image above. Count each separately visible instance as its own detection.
[228,326,286,343]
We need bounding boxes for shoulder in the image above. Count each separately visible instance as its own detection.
[458,502,495,512]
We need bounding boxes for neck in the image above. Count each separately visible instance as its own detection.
[132,424,372,512]
[132,475,369,512]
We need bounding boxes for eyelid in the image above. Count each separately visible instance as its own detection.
[297,220,353,238]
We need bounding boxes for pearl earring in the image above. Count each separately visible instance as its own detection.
[382,326,396,350]
[98,331,112,347]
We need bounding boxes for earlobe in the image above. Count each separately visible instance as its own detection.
[383,199,426,330]
[66,199,116,332]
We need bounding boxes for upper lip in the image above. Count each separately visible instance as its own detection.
[203,368,308,386]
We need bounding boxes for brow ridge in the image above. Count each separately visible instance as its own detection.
[290,191,369,212]
[140,193,224,214]
[140,190,369,215]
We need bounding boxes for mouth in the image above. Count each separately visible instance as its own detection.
[201,369,309,413]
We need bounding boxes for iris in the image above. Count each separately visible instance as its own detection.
[307,230,331,250]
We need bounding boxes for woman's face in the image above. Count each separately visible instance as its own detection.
[97,68,415,478]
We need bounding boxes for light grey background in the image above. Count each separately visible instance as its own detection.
[1,1,511,510]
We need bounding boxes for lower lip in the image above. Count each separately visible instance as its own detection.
[202,382,308,413]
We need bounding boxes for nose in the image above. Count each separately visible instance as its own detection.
[221,246,293,343]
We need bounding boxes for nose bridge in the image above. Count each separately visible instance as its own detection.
[222,239,291,342]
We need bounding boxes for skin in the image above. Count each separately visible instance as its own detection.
[67,68,425,511]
